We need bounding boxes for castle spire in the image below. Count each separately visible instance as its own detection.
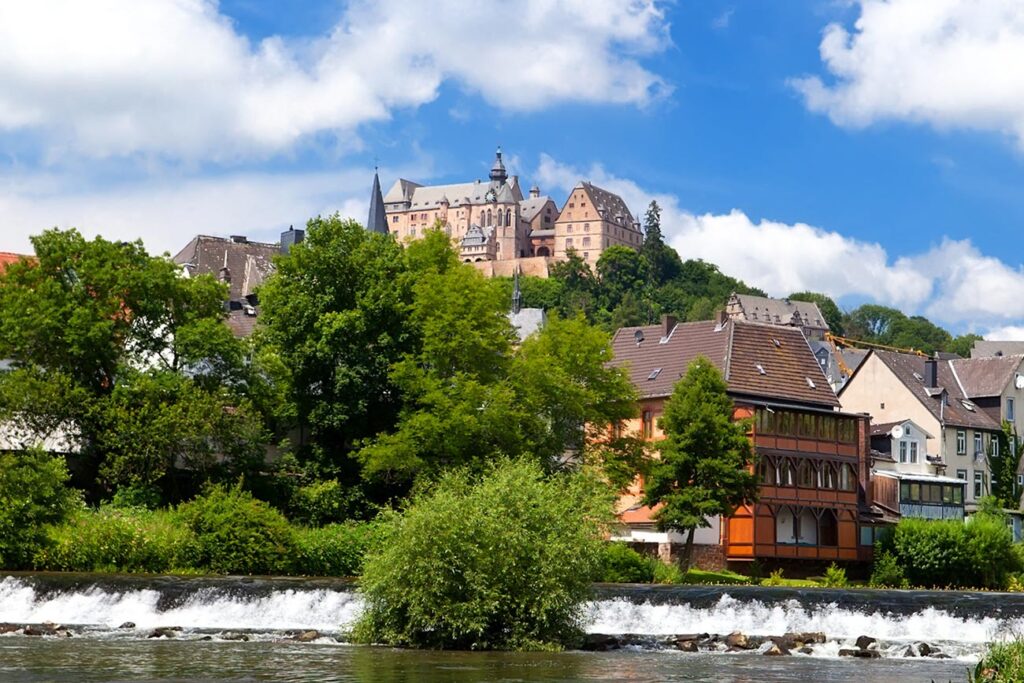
[367,168,389,235]
[489,146,507,186]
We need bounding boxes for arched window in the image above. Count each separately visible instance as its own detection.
[820,462,837,489]
[759,458,777,485]
[537,246,550,257]
[798,509,818,545]
[839,463,857,491]
[797,460,816,488]
[775,507,797,544]
[818,510,838,546]
[778,459,795,487]
[486,209,492,226]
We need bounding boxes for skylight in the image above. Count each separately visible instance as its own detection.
[961,399,976,412]
[805,377,816,389]
[771,338,782,348]
[913,372,924,382]
[648,368,662,380]
[755,364,766,376]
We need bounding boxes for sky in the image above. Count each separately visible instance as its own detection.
[2,1,1024,338]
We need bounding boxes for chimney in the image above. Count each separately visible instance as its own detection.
[925,357,938,388]
[280,226,305,255]
[662,314,677,338]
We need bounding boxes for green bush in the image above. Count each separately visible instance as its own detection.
[352,458,613,650]
[177,484,296,575]
[599,543,655,583]
[869,550,908,588]
[35,506,195,573]
[289,479,365,526]
[821,562,848,588]
[972,639,1024,682]
[109,485,162,511]
[762,568,785,586]
[0,449,80,568]
[293,521,382,577]
[653,562,685,584]
[881,514,1021,589]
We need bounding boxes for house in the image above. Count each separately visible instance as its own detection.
[553,181,643,266]
[608,315,873,569]
[838,351,1006,510]
[971,340,1024,359]
[725,293,831,341]
[869,419,965,521]
[173,230,300,337]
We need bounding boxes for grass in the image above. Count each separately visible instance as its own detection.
[680,568,753,585]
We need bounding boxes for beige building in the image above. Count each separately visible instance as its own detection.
[377,149,639,273]
[554,182,642,266]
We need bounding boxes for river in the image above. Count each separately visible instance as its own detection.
[0,572,1009,682]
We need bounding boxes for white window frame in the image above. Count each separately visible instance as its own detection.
[957,429,966,455]
[910,441,919,464]
[974,432,983,455]
[899,441,907,463]
[1009,397,1016,422]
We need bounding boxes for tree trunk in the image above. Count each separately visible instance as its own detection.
[680,527,696,572]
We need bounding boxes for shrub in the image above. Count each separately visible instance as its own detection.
[882,514,1021,589]
[973,639,1024,683]
[599,543,655,583]
[289,479,366,527]
[35,506,195,573]
[177,484,296,575]
[762,569,785,586]
[653,562,685,584]
[352,458,614,650]
[0,448,79,568]
[293,521,382,577]
[821,562,848,588]
[869,550,908,588]
[109,485,162,510]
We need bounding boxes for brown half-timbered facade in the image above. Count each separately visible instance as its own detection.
[608,316,873,568]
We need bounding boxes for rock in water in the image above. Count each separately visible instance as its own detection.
[855,635,877,650]
[118,622,135,629]
[293,630,320,643]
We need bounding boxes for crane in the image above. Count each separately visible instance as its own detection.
[824,332,929,379]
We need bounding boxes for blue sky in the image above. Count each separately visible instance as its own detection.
[2,1,1024,337]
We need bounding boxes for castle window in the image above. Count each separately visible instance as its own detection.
[392,215,398,223]
[582,236,591,247]
[583,252,589,260]
[566,238,574,248]
[584,223,590,232]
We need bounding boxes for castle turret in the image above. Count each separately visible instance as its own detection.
[367,169,389,235]
[489,147,508,186]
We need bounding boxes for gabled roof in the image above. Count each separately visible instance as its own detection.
[950,354,1024,398]
[385,178,523,210]
[730,293,830,331]
[382,178,422,204]
[971,340,1024,358]
[519,196,556,222]
[566,182,637,228]
[870,419,933,439]
[0,252,30,273]
[609,318,839,408]
[859,351,1001,431]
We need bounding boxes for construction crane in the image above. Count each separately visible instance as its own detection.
[824,332,929,379]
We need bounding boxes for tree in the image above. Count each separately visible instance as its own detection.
[788,291,844,336]
[842,304,906,342]
[0,229,260,498]
[642,357,758,569]
[990,421,1023,509]
[640,200,682,284]
[888,315,952,355]
[353,458,613,650]
[0,448,80,568]
[949,333,984,358]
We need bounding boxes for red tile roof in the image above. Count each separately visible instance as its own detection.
[610,318,839,409]
[0,252,29,273]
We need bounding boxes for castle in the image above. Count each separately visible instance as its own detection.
[367,148,642,277]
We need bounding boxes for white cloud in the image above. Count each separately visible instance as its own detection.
[984,325,1024,341]
[0,0,670,161]
[791,0,1024,146]
[0,166,413,256]
[535,154,1024,332]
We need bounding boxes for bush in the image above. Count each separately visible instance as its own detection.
[881,514,1021,589]
[0,449,79,568]
[293,521,382,577]
[973,639,1024,682]
[352,458,613,650]
[177,484,296,575]
[869,550,908,588]
[762,569,785,586]
[109,485,162,510]
[35,506,195,573]
[289,479,366,526]
[653,562,685,584]
[821,562,848,588]
[599,543,655,583]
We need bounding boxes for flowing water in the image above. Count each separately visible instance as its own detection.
[0,573,1013,682]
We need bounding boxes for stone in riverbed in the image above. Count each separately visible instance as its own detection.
[675,640,698,652]
[148,627,179,639]
[725,632,756,650]
[292,630,320,643]
[0,623,19,634]
[840,648,881,659]
[581,634,621,651]
[798,646,814,655]
[855,635,877,650]
[221,632,250,641]
[916,642,933,656]
[118,622,135,629]
[763,642,789,656]
[903,645,917,657]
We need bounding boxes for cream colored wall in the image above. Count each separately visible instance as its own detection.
[553,188,642,266]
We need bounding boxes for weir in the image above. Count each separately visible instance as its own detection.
[0,573,1019,659]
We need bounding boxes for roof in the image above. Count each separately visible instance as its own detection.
[568,182,638,228]
[950,354,1024,398]
[367,172,389,234]
[519,196,555,222]
[382,178,422,204]
[172,235,278,337]
[972,340,1024,359]
[729,293,829,331]
[870,419,934,439]
[0,252,30,273]
[864,351,1001,431]
[609,318,839,409]
[460,224,492,247]
[873,470,967,486]
[384,178,524,210]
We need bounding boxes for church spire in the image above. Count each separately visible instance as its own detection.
[489,146,507,185]
[367,168,389,235]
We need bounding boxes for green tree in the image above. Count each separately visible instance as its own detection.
[949,333,984,358]
[788,291,844,335]
[0,229,260,498]
[353,458,613,650]
[842,304,906,342]
[642,357,758,569]
[990,422,1023,509]
[640,200,682,284]
[0,448,80,568]
[888,315,952,355]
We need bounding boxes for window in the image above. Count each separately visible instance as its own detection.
[567,224,574,233]
[974,432,983,455]
[910,442,918,464]
[956,469,968,481]
[957,430,966,455]
[839,463,856,491]
[566,238,573,248]
[975,471,984,499]
[582,236,591,247]
[392,215,399,223]
[759,458,776,485]
[1018,474,1024,487]
[900,482,910,502]
[993,439,1000,457]
[953,486,964,504]
[421,213,427,220]
[797,460,815,488]
[584,223,590,232]
[1009,397,1016,421]
[569,202,575,208]
[583,252,589,260]
[899,441,907,463]
[821,463,837,489]
[778,459,795,487]
[641,411,653,439]
[818,511,838,547]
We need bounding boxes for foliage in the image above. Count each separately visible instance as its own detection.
[35,506,195,573]
[292,521,382,577]
[642,357,758,568]
[990,424,1023,509]
[949,333,984,359]
[762,569,786,586]
[680,568,752,585]
[821,562,848,588]
[288,479,367,527]
[879,514,1022,589]
[352,458,614,650]
[0,449,80,568]
[109,485,162,510]
[599,543,655,583]
[972,639,1024,683]
[176,484,296,575]
[841,303,954,355]
[0,228,263,499]
[652,562,685,584]
[869,550,908,588]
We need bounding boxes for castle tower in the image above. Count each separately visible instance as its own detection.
[367,169,389,235]
[489,147,508,186]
